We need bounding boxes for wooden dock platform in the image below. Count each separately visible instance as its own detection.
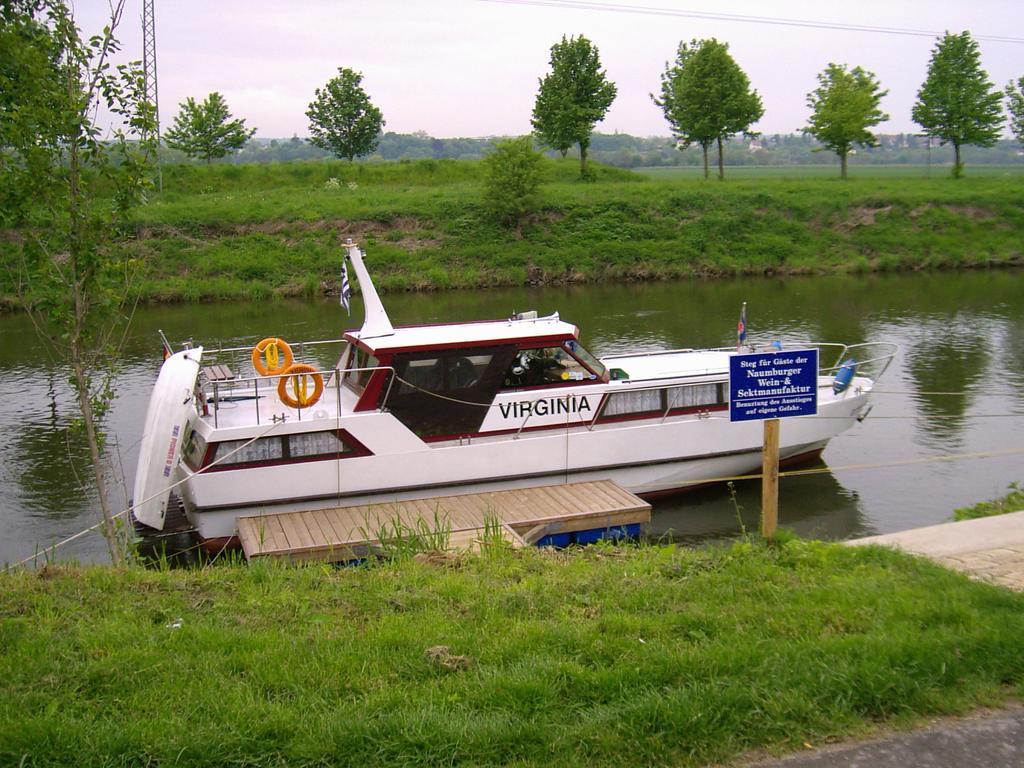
[237,480,651,563]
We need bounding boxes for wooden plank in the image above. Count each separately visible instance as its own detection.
[302,510,330,545]
[239,479,650,563]
[444,494,485,530]
[309,509,343,545]
[279,513,314,550]
[540,487,589,518]
[585,481,635,513]
[238,516,278,555]
[519,486,561,521]
[480,490,519,521]
[413,497,456,530]
[262,515,288,553]
[569,483,605,513]
[287,513,319,550]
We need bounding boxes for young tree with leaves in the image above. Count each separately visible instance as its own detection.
[164,92,255,163]
[1006,77,1024,147]
[653,38,763,180]
[531,35,616,178]
[802,64,889,179]
[1,0,156,563]
[482,136,544,236]
[306,68,385,161]
[912,31,1004,178]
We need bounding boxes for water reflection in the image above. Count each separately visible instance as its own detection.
[650,460,870,544]
[13,423,95,519]
[904,322,990,449]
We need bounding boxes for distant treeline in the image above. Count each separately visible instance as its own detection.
[164,130,1024,168]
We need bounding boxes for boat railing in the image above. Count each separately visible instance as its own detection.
[178,339,350,382]
[788,341,900,381]
[200,364,395,429]
[602,341,899,382]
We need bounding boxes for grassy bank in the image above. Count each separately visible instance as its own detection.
[954,483,1024,521]
[2,540,1023,766]
[2,158,1023,304]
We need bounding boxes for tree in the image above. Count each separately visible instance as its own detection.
[1006,77,1024,147]
[653,38,763,180]
[164,92,255,163]
[1,0,155,563]
[306,68,385,161]
[531,35,616,178]
[912,31,1004,178]
[802,64,889,179]
[482,136,544,235]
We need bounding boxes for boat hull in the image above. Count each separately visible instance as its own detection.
[179,385,866,539]
[131,348,203,530]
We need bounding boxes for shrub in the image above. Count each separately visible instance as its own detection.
[482,137,544,233]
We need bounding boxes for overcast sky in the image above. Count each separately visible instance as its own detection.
[75,0,1023,139]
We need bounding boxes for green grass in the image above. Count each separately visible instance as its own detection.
[953,482,1024,521]
[2,539,1023,767]
[3,157,1023,304]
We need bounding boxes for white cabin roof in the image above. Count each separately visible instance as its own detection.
[601,349,732,381]
[347,313,579,354]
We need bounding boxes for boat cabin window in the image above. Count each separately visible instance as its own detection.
[385,345,517,438]
[601,383,724,418]
[502,342,601,388]
[394,352,494,394]
[343,346,378,394]
[205,431,358,470]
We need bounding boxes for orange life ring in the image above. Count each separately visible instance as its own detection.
[277,363,324,408]
[252,337,293,376]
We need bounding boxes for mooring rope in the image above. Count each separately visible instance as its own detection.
[4,417,289,572]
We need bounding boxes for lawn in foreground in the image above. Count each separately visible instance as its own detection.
[2,539,1022,767]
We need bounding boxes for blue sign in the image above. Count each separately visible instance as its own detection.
[729,349,819,422]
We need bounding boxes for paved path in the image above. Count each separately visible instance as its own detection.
[743,704,1024,767]
[847,509,1024,591]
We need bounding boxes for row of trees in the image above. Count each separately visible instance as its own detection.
[162,32,1022,182]
[649,31,1018,179]
[487,30,1024,185]
[163,68,385,164]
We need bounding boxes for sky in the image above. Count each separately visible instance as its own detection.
[74,0,1024,139]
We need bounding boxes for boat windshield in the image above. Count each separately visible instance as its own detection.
[565,340,607,380]
[343,346,378,393]
[502,342,605,387]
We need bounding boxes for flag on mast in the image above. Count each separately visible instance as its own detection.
[340,253,352,315]
[737,302,747,349]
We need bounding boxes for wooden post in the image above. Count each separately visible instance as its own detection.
[761,418,780,539]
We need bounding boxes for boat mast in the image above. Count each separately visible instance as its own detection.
[344,239,394,338]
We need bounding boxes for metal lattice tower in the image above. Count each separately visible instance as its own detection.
[141,0,162,191]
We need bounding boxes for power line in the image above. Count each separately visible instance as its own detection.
[480,0,1024,45]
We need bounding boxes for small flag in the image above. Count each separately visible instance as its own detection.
[340,254,352,315]
[737,302,747,348]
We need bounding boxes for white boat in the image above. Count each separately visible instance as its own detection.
[131,242,896,548]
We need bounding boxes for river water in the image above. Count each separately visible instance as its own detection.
[2,270,1022,565]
